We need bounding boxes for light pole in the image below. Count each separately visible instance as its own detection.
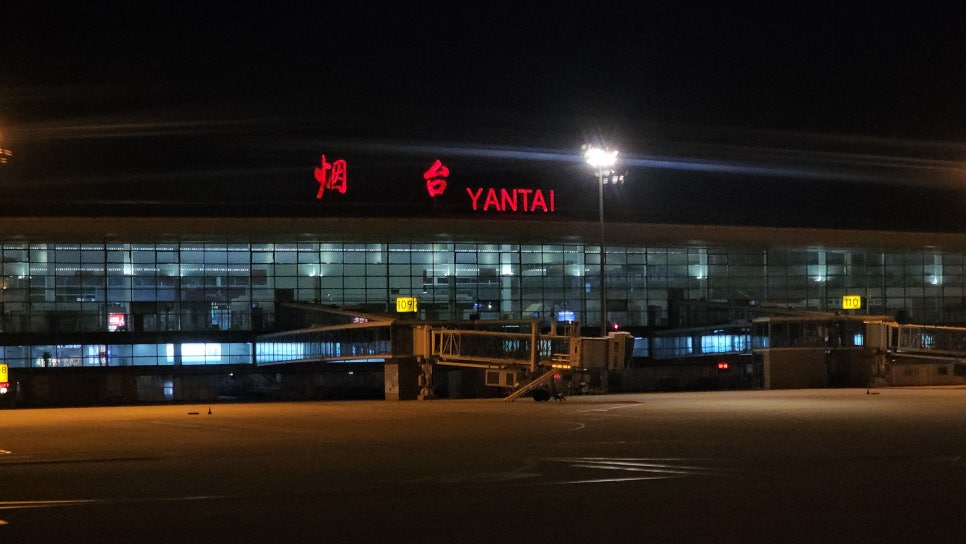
[583,145,620,335]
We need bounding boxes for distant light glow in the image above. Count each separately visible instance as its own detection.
[307,139,966,188]
[166,343,222,364]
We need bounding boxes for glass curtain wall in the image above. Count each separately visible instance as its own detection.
[0,242,962,342]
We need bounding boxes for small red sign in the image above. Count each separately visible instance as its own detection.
[108,312,127,331]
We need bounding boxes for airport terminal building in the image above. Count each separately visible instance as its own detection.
[0,147,964,403]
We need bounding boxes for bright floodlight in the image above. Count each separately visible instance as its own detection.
[584,146,618,168]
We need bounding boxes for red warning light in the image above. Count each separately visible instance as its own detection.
[717,362,730,371]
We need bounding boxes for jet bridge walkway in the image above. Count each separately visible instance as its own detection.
[428,323,578,400]
[753,315,966,388]
[255,303,966,396]
[256,309,630,400]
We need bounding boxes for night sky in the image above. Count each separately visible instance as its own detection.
[1,3,964,231]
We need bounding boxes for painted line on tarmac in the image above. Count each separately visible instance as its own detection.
[544,457,727,485]
[0,499,104,510]
[547,421,586,433]
[576,404,641,413]
[544,475,678,484]
[0,497,232,527]
[0,495,235,510]
[0,455,160,466]
[415,457,726,487]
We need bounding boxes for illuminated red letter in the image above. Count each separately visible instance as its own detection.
[531,189,548,212]
[483,188,501,210]
[315,155,331,199]
[466,187,484,210]
[424,160,450,197]
[330,159,347,194]
[501,188,517,211]
[314,154,348,199]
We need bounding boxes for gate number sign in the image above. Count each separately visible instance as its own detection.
[0,363,8,388]
[842,295,862,310]
[396,297,418,313]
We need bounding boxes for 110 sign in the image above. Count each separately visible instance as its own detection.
[842,295,862,310]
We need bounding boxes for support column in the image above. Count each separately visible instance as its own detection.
[384,357,420,400]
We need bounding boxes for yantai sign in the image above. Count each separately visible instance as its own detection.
[465,187,555,213]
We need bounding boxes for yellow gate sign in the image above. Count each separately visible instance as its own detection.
[0,363,8,387]
[842,295,862,310]
[396,297,418,313]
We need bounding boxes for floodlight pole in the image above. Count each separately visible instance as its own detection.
[597,165,607,335]
[584,146,618,335]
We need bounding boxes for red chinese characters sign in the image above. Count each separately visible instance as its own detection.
[314,154,347,199]
[423,159,449,197]
[310,155,556,214]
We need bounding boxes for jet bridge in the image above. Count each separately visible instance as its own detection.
[753,315,966,388]
[415,320,634,400]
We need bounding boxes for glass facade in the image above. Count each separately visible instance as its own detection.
[0,240,963,368]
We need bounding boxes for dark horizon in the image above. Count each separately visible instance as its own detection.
[1,4,964,232]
